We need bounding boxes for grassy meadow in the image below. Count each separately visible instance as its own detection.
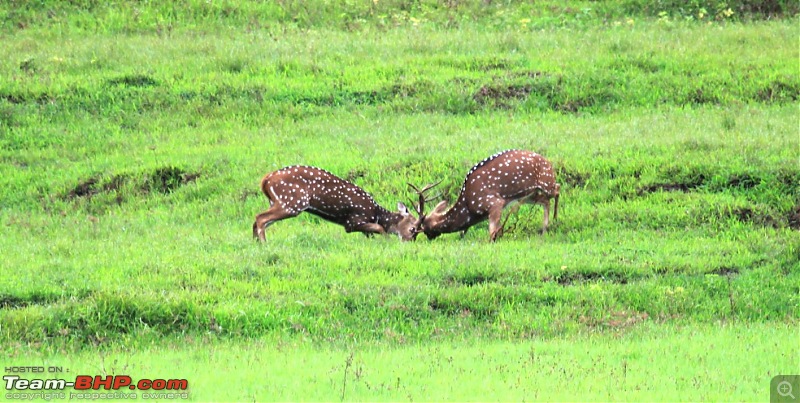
[1,1,798,401]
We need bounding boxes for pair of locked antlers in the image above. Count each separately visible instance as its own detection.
[407,181,443,234]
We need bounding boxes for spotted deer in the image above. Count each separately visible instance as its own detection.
[411,149,560,242]
[253,166,419,241]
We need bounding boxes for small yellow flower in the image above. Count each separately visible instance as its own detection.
[722,8,734,17]
[626,18,634,25]
[519,18,531,24]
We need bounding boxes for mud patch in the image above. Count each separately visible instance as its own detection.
[0,92,25,104]
[64,166,200,203]
[638,172,706,195]
[68,177,101,198]
[145,166,199,194]
[730,206,782,228]
[0,90,56,105]
[637,182,699,194]
[725,173,760,189]
[427,297,496,319]
[472,71,564,110]
[435,57,522,72]
[548,270,634,286]
[685,87,721,105]
[443,272,496,287]
[473,84,532,106]
[0,292,58,309]
[708,266,739,277]
[107,74,159,88]
[776,170,800,193]
[788,205,800,230]
[556,166,591,188]
[67,173,132,200]
[388,80,433,98]
[756,80,799,103]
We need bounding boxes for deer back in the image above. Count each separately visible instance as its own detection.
[420,149,558,237]
[460,149,557,211]
[263,166,379,218]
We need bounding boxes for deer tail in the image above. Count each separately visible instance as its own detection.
[261,174,275,206]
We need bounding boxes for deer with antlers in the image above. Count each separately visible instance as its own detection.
[253,166,419,241]
[410,149,560,242]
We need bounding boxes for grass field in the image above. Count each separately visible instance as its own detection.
[10,323,797,401]
[1,1,798,401]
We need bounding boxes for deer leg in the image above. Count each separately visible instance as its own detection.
[500,202,521,234]
[553,193,559,221]
[460,228,469,239]
[552,184,560,221]
[253,207,297,242]
[540,199,551,235]
[488,204,505,242]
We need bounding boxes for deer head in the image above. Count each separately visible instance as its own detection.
[416,200,449,240]
[407,181,441,240]
[388,202,418,241]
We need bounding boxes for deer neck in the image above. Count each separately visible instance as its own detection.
[433,199,474,234]
[375,205,401,228]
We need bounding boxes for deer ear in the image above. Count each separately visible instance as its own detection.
[397,202,410,216]
[431,200,448,215]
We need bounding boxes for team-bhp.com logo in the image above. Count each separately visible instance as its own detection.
[4,367,189,400]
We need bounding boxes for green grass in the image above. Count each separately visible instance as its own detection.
[2,104,798,348]
[2,0,797,33]
[8,323,797,401]
[0,2,798,401]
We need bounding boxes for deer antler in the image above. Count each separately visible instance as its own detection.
[407,181,442,237]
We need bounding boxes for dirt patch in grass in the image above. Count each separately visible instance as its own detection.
[725,173,760,189]
[68,177,101,198]
[145,166,200,194]
[788,205,800,230]
[443,272,496,287]
[107,74,159,87]
[708,266,740,277]
[64,166,200,203]
[427,297,496,319]
[730,206,784,229]
[0,292,65,309]
[756,80,799,103]
[555,166,591,188]
[547,270,635,286]
[472,71,564,110]
[473,84,532,106]
[637,173,707,195]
